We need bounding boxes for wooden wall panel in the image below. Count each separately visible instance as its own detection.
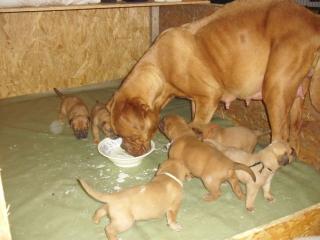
[159,4,217,33]
[0,8,150,99]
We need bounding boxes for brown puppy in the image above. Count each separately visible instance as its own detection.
[106,0,320,156]
[205,139,294,211]
[78,159,188,240]
[160,115,256,202]
[196,124,269,153]
[91,101,116,144]
[54,88,90,139]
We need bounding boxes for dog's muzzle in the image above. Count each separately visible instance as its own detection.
[278,154,290,166]
[74,129,89,139]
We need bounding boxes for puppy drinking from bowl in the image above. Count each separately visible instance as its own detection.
[78,159,188,240]
[53,88,90,139]
[159,114,256,202]
[91,100,116,144]
[204,139,294,211]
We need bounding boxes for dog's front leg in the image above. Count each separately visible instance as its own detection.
[191,95,220,126]
[262,175,275,202]
[166,206,182,231]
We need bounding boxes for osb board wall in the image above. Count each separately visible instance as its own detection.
[159,4,217,33]
[159,4,320,170]
[0,8,150,99]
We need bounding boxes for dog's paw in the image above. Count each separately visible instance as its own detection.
[169,222,182,232]
[266,196,275,203]
[203,194,216,202]
[246,206,255,212]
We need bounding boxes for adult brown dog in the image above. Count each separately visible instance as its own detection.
[205,139,294,211]
[160,115,256,202]
[78,159,188,240]
[91,101,116,144]
[106,0,320,156]
[53,88,90,139]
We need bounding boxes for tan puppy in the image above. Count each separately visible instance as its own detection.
[159,115,256,202]
[53,88,90,139]
[91,101,116,144]
[205,139,294,211]
[195,123,269,152]
[106,0,320,156]
[78,159,188,240]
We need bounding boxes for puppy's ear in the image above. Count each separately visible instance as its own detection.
[191,127,203,139]
[278,154,290,166]
[159,118,165,132]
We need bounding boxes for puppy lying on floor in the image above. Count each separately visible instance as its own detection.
[204,139,294,211]
[91,101,116,144]
[159,114,256,202]
[53,88,90,139]
[194,123,269,152]
[78,159,188,240]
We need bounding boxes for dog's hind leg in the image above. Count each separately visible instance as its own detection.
[105,217,134,240]
[228,172,244,200]
[93,204,108,224]
[245,183,259,212]
[263,44,313,143]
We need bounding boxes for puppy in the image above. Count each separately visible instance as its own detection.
[78,159,188,240]
[160,115,256,202]
[91,101,116,144]
[194,123,269,153]
[205,139,294,211]
[53,88,90,139]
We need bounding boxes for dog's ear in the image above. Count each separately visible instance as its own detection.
[278,154,290,166]
[129,97,150,118]
[159,118,165,132]
[191,127,203,139]
[69,118,74,126]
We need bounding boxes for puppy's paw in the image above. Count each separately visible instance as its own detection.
[169,222,182,232]
[266,196,275,203]
[246,206,255,212]
[203,194,216,202]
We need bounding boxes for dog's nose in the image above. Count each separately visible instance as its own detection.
[278,154,290,166]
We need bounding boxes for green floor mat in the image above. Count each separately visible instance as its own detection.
[0,85,319,240]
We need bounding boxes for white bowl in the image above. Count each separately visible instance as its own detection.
[98,138,155,168]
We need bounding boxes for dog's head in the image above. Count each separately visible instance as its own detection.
[159,115,192,141]
[107,96,159,156]
[260,141,295,171]
[70,115,90,139]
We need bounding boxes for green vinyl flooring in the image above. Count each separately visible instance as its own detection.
[0,84,319,240]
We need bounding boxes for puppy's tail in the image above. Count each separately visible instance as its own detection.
[233,163,256,182]
[78,179,111,203]
[53,88,64,98]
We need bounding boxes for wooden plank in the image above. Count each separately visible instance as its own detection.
[0,170,11,240]
[231,203,320,240]
[0,1,211,13]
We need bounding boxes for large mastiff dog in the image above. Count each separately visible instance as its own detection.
[107,0,320,156]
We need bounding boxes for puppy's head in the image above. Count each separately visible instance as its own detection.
[70,115,90,139]
[261,141,294,171]
[159,115,191,141]
[270,141,295,166]
[108,97,159,156]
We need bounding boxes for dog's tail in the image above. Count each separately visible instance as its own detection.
[233,163,256,182]
[78,179,111,203]
[53,88,64,98]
